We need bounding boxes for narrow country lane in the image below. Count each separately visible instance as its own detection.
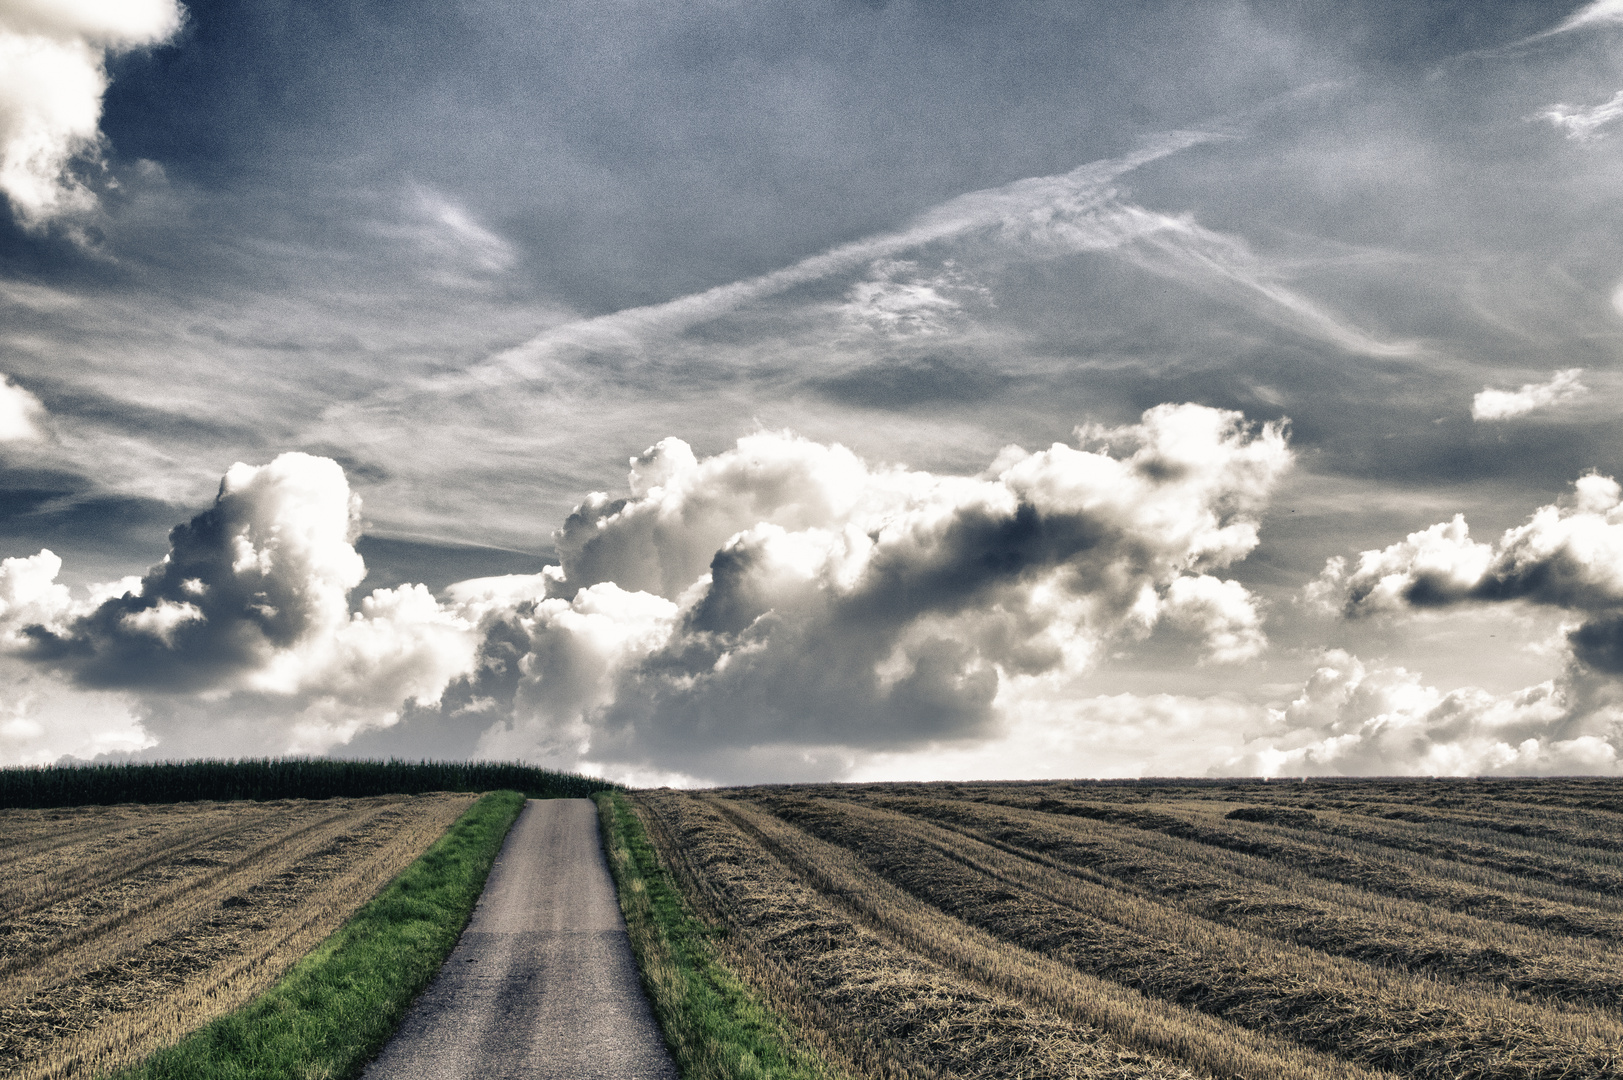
[363,798,678,1080]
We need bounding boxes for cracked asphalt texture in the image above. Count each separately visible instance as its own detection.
[362,798,678,1080]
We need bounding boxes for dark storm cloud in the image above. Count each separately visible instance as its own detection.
[1569,614,1623,673]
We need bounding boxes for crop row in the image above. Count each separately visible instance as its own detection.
[1,793,475,1080]
[639,779,1623,1080]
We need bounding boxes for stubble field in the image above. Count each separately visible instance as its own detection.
[634,779,1623,1080]
[0,792,476,1080]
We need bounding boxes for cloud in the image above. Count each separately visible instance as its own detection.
[849,643,1622,781]
[0,655,150,765]
[0,374,44,439]
[1471,368,1588,419]
[838,259,987,337]
[0,0,183,227]
[10,452,477,754]
[1536,92,1623,141]
[844,689,1263,782]
[0,548,82,647]
[1328,473,1623,616]
[433,403,1288,780]
[451,132,1215,389]
[1536,0,1623,38]
[1224,650,1618,778]
[1,409,1288,776]
[1320,472,1623,678]
[368,131,1403,409]
[1161,574,1267,664]
[366,184,518,290]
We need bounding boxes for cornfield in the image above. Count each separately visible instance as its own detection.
[0,758,614,808]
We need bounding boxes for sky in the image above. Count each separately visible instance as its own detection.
[4,0,1623,785]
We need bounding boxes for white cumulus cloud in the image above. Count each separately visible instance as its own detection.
[0,0,183,227]
[0,411,1291,776]
[12,451,478,756]
[1320,473,1623,677]
[1327,473,1623,618]
[1471,368,1588,420]
[1224,650,1616,778]
[0,548,80,647]
[422,403,1289,781]
[0,374,44,439]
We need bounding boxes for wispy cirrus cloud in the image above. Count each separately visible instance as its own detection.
[408,130,1410,399]
[1536,91,1623,141]
[1534,0,1623,39]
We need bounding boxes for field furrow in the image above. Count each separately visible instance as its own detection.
[0,793,476,1080]
[743,792,1623,1080]
[861,793,1623,1011]
[1237,790,1623,854]
[0,800,376,987]
[0,803,296,921]
[1223,806,1623,896]
[701,795,1395,1080]
[639,790,1206,1080]
[0,817,156,871]
[7,794,473,1080]
[967,789,1623,937]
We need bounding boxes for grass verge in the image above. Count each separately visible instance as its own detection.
[101,789,526,1080]
[595,790,846,1080]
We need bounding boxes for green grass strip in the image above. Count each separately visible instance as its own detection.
[596,791,847,1080]
[105,789,528,1080]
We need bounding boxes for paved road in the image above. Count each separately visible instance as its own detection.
[363,798,678,1080]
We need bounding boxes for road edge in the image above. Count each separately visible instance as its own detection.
[100,789,526,1080]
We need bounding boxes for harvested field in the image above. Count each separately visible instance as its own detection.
[0,792,476,1080]
[634,779,1623,1080]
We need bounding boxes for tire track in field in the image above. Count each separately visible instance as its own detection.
[0,805,294,921]
[980,793,1623,935]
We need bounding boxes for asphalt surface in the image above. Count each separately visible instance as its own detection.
[362,798,679,1080]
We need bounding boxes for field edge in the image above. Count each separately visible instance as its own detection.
[597,790,851,1080]
[96,788,527,1080]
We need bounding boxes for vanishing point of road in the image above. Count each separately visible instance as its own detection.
[363,798,679,1080]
